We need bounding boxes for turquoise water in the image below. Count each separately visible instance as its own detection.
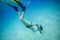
[0,0,60,40]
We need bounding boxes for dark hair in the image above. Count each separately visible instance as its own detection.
[40,25,43,31]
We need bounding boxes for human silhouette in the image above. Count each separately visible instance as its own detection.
[4,0,43,33]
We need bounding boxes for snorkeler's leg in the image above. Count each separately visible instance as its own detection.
[11,0,26,11]
[21,11,24,19]
[21,18,32,27]
[17,11,24,19]
[4,0,18,11]
[17,11,32,27]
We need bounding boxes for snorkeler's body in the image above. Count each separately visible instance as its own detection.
[4,0,43,33]
[17,11,43,33]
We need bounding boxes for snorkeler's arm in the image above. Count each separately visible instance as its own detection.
[17,11,32,26]
[4,0,18,11]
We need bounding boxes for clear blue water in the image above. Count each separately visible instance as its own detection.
[0,0,60,40]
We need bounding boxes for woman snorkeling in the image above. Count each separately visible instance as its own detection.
[4,0,43,33]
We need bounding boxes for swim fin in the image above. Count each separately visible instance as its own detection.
[11,0,26,11]
[4,0,18,11]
